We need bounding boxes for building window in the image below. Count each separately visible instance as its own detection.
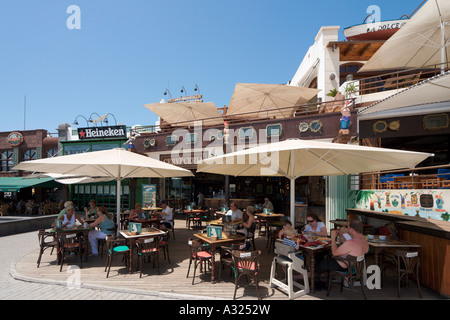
[339,63,364,86]
[239,127,254,140]
[266,124,282,138]
[47,148,58,158]
[0,151,13,172]
[423,114,449,130]
[185,133,197,144]
[23,149,37,161]
[166,135,178,146]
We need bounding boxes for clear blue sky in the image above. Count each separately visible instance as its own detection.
[0,0,423,133]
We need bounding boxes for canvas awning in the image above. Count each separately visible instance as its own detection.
[358,70,450,119]
[0,177,59,192]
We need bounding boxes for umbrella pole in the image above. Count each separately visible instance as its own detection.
[117,178,121,233]
[290,177,295,224]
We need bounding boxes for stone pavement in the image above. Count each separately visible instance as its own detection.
[0,231,182,300]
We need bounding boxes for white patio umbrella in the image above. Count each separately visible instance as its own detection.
[226,83,320,119]
[22,172,114,184]
[144,101,223,127]
[360,0,450,72]
[197,139,433,223]
[13,148,193,227]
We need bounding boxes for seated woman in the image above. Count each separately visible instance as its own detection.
[128,203,148,220]
[237,206,258,237]
[303,213,328,237]
[84,199,98,220]
[88,206,116,257]
[53,205,83,229]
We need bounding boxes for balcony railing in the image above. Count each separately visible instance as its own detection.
[356,164,450,190]
[352,63,450,96]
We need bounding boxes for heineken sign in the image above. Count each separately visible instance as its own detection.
[78,125,127,140]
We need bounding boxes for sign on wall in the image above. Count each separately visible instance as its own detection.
[77,125,127,140]
[6,132,24,146]
[142,184,157,209]
[352,189,450,221]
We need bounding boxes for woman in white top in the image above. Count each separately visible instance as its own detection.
[303,213,327,237]
[53,205,83,229]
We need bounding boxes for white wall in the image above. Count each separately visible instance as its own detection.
[290,26,340,102]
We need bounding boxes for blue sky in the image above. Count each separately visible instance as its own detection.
[0,0,423,133]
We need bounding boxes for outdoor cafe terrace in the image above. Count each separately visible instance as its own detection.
[13,215,444,300]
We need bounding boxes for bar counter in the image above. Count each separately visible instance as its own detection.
[347,208,450,297]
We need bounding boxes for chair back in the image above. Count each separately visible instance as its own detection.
[396,250,419,273]
[232,250,261,276]
[335,254,365,277]
[58,233,81,249]
[1,204,9,215]
[106,235,129,254]
[136,237,159,254]
[274,242,296,257]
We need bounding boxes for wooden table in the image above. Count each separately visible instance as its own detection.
[208,219,241,227]
[296,240,332,293]
[119,227,166,274]
[129,218,163,229]
[368,236,421,266]
[255,213,284,221]
[193,232,246,283]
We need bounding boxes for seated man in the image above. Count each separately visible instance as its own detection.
[159,201,173,230]
[226,202,243,222]
[262,198,274,212]
[316,220,369,275]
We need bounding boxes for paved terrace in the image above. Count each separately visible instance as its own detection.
[5,216,445,301]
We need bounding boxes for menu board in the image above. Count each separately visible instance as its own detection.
[142,184,157,208]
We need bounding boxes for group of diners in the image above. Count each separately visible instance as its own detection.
[51,199,174,257]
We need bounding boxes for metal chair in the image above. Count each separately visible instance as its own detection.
[270,242,309,299]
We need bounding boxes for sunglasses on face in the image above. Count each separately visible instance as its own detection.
[307,220,314,223]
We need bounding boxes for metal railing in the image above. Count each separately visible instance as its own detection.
[353,63,450,96]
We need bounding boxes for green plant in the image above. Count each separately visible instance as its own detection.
[326,88,338,97]
[344,82,358,98]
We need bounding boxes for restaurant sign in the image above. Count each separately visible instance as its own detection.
[7,132,24,146]
[78,125,127,140]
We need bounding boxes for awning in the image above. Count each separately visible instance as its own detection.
[0,177,60,192]
[358,71,450,119]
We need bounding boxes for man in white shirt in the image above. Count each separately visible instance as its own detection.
[262,198,274,212]
[159,201,173,230]
[226,202,243,222]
